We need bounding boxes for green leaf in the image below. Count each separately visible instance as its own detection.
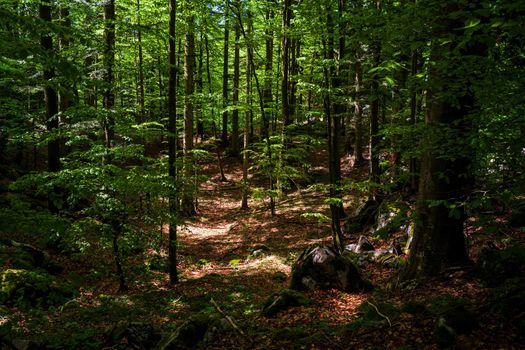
[463,19,481,29]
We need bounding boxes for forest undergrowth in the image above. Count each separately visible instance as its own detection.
[1,143,524,350]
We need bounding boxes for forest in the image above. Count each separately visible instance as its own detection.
[0,0,524,348]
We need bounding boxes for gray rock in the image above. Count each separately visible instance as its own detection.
[290,245,373,292]
[345,236,374,253]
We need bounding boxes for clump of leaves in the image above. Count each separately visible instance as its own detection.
[0,269,78,310]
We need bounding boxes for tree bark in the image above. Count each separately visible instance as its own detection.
[103,0,115,153]
[168,0,178,285]
[137,0,145,123]
[40,0,60,214]
[325,5,344,253]
[182,14,196,217]
[262,0,274,141]
[241,14,252,209]
[402,2,486,280]
[281,0,291,127]
[369,0,381,194]
[353,52,364,165]
[231,11,240,157]
[229,0,274,215]
[221,3,230,145]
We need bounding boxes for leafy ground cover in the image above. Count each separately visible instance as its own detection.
[1,146,524,349]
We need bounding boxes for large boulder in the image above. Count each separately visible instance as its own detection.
[290,246,373,292]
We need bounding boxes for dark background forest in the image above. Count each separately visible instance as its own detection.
[1,0,524,349]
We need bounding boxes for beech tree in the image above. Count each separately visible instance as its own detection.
[402,1,488,280]
[168,0,178,284]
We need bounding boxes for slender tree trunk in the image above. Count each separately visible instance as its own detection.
[168,0,178,285]
[409,50,420,192]
[103,0,126,291]
[230,1,274,215]
[325,6,344,253]
[137,0,145,123]
[241,17,252,209]
[103,0,115,152]
[111,222,127,291]
[40,2,60,173]
[231,11,241,157]
[369,0,381,194]
[205,35,227,182]
[58,7,72,113]
[221,3,230,145]
[182,14,196,217]
[353,54,364,165]
[281,0,291,127]
[197,33,204,142]
[262,1,274,140]
[289,38,299,126]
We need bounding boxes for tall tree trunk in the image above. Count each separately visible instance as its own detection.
[197,33,204,142]
[325,6,344,253]
[182,14,196,217]
[230,0,274,215]
[231,11,240,157]
[241,14,252,209]
[289,37,299,126]
[168,0,178,285]
[103,0,115,152]
[221,3,230,145]
[369,0,381,194]
[137,0,145,123]
[281,0,291,127]
[40,0,60,215]
[409,50,420,192]
[402,2,486,280]
[262,1,274,140]
[353,53,364,165]
[40,2,59,173]
[58,7,72,113]
[205,35,227,182]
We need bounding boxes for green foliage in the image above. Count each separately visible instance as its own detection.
[301,212,330,224]
[0,269,78,310]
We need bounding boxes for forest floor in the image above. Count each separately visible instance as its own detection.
[1,141,525,349]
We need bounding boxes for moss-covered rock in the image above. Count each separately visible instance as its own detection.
[157,312,231,349]
[290,245,373,292]
[0,269,77,309]
[261,289,310,317]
